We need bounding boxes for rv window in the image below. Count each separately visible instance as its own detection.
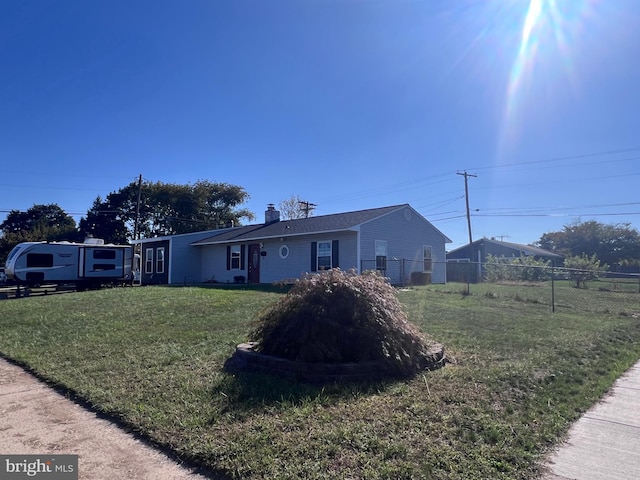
[93,249,117,260]
[93,264,116,271]
[7,245,22,262]
[27,253,54,268]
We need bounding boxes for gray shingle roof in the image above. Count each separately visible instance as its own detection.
[487,239,564,258]
[192,204,411,245]
[448,238,563,258]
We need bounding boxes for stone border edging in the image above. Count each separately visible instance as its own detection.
[225,342,446,383]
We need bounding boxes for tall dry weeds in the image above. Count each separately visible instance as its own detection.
[251,269,436,377]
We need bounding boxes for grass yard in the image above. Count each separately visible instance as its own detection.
[1,283,639,479]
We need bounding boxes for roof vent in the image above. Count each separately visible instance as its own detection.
[84,237,105,245]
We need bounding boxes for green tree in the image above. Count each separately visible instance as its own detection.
[79,180,254,241]
[484,254,551,282]
[563,254,609,289]
[536,220,640,268]
[78,196,129,244]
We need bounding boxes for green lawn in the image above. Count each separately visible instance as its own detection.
[1,283,639,480]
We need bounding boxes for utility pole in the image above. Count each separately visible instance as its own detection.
[457,171,477,247]
[298,201,317,218]
[133,174,143,241]
[458,171,477,283]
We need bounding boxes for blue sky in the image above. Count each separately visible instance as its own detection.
[1,0,639,251]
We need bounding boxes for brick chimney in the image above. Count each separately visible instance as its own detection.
[265,204,280,224]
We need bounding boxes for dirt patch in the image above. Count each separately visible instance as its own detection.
[0,358,212,479]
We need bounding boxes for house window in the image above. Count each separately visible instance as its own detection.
[230,245,241,270]
[423,245,433,272]
[279,245,290,259]
[226,245,245,271]
[311,240,338,271]
[156,247,165,274]
[375,240,387,271]
[145,248,153,274]
[317,241,332,270]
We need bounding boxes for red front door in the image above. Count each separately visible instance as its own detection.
[247,244,261,283]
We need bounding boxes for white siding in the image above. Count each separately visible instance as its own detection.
[200,245,231,283]
[360,206,448,284]
[259,232,358,283]
[198,232,358,284]
[166,230,230,284]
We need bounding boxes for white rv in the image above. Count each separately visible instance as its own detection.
[5,239,134,288]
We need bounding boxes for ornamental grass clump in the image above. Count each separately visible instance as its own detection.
[251,269,439,378]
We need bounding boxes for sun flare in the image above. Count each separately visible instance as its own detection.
[497,0,589,157]
[505,0,549,125]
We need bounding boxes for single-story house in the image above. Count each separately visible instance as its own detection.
[133,228,231,285]
[446,237,564,282]
[135,204,452,285]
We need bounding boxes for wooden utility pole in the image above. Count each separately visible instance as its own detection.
[458,171,478,284]
[457,171,477,247]
[298,201,317,218]
[133,174,143,241]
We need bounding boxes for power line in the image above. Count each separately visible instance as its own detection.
[480,201,640,211]
[465,146,640,172]
[474,212,640,218]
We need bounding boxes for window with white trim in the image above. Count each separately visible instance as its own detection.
[156,247,165,274]
[423,245,433,273]
[317,241,332,270]
[375,240,387,271]
[230,245,241,270]
[145,248,154,274]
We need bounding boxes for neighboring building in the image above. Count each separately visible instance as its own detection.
[446,237,564,282]
[136,204,452,286]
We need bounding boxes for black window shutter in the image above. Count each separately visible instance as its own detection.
[240,245,246,270]
[332,240,339,268]
[226,245,231,270]
[311,241,317,272]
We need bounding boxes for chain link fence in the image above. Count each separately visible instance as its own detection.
[360,258,433,287]
[358,259,640,314]
[444,261,640,314]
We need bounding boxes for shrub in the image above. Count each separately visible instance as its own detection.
[484,254,551,282]
[563,254,609,288]
[251,269,438,377]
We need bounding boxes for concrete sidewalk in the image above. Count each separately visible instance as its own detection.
[541,361,640,480]
[0,358,210,479]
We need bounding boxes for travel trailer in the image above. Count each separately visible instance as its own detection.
[4,239,134,288]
